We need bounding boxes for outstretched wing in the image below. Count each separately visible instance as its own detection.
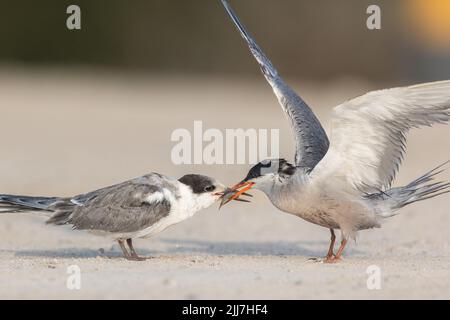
[311,80,450,192]
[221,0,329,170]
[47,174,172,233]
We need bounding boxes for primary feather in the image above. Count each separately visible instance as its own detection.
[311,80,450,192]
[221,0,329,171]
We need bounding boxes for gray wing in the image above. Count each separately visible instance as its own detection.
[46,174,172,233]
[221,0,329,170]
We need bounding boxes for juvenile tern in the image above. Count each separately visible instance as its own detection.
[220,0,450,262]
[0,173,234,260]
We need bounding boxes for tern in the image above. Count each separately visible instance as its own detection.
[0,173,240,260]
[219,0,450,262]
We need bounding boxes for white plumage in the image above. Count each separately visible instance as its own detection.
[312,81,450,192]
[0,173,227,260]
[220,0,450,263]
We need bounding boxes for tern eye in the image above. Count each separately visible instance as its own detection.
[204,185,215,192]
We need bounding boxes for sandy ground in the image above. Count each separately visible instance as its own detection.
[0,69,449,299]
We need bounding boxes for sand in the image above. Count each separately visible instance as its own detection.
[0,69,449,299]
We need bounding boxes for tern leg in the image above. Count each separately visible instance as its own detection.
[334,238,348,261]
[126,238,148,261]
[323,229,336,263]
[323,238,348,263]
[117,239,131,259]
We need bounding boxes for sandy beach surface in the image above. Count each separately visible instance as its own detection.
[0,69,449,299]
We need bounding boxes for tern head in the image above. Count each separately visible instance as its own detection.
[220,159,296,207]
[178,174,229,209]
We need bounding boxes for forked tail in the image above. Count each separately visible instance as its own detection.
[0,194,58,214]
[367,161,450,217]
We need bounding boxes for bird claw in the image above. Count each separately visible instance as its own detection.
[125,255,154,261]
[306,255,342,264]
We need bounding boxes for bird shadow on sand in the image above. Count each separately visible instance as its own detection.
[158,238,361,257]
[7,239,360,259]
[9,248,121,259]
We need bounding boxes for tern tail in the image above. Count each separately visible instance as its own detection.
[0,194,59,214]
[367,161,450,217]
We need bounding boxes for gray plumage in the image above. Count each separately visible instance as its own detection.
[0,174,173,233]
[1,172,226,260]
[367,161,450,214]
[220,0,450,262]
[221,0,329,171]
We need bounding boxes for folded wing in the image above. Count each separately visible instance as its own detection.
[47,174,172,233]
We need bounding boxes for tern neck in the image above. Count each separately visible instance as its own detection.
[259,171,308,211]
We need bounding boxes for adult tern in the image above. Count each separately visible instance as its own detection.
[219,0,450,262]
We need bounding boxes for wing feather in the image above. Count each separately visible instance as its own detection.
[311,80,450,191]
[221,0,329,170]
[47,174,173,233]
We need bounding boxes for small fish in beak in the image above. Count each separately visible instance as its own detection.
[219,181,255,209]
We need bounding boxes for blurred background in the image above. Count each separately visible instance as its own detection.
[1,0,450,81]
[1,0,449,214]
[1,0,450,299]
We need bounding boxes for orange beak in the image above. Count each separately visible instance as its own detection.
[219,181,255,208]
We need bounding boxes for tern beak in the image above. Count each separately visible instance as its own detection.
[213,183,227,195]
[219,181,255,209]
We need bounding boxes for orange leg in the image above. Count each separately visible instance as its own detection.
[323,229,336,263]
[334,238,348,260]
[323,234,347,264]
